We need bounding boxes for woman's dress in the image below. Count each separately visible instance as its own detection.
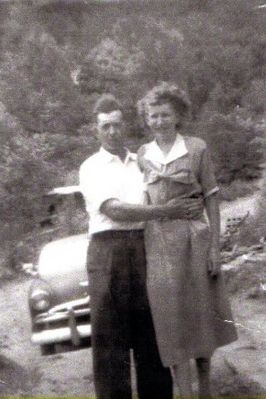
[138,135,238,367]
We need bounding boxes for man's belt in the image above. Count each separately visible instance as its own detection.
[93,229,144,240]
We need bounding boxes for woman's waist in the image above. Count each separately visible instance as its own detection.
[148,190,203,204]
[145,217,210,249]
[147,214,209,231]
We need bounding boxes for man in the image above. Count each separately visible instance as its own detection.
[79,94,203,399]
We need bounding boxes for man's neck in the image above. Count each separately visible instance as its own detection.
[102,146,127,162]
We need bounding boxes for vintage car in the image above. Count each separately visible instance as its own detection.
[28,233,91,355]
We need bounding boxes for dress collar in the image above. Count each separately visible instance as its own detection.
[99,147,137,164]
[144,133,188,165]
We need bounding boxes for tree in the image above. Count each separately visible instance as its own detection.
[194,107,264,183]
[0,0,265,269]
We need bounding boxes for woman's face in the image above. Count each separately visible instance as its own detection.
[145,102,180,141]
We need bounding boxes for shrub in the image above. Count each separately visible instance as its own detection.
[194,109,264,184]
[219,180,259,202]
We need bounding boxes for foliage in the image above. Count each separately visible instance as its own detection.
[193,108,264,183]
[0,0,265,268]
[218,180,259,202]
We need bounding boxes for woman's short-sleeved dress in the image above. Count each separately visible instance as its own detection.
[138,134,237,367]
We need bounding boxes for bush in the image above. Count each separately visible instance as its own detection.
[0,0,265,270]
[193,109,264,184]
[239,187,266,246]
[219,179,259,202]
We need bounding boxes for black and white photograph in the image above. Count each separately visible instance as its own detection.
[0,0,265,397]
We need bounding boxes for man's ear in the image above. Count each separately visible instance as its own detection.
[91,122,99,138]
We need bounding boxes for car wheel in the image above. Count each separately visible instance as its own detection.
[40,343,56,355]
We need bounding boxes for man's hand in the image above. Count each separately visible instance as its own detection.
[166,197,204,220]
[207,246,221,278]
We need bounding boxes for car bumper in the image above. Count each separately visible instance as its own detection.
[31,297,91,347]
[31,323,91,345]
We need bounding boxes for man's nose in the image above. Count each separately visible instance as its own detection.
[156,116,163,125]
[109,125,117,136]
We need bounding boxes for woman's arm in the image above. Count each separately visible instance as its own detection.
[101,197,204,222]
[204,192,221,278]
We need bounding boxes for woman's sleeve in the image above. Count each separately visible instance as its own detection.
[199,146,219,199]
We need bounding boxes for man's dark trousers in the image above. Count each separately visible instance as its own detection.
[87,230,173,399]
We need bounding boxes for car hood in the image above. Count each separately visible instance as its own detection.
[37,234,89,302]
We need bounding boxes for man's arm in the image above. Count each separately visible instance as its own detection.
[101,197,204,222]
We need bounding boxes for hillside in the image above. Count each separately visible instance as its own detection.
[0,0,265,269]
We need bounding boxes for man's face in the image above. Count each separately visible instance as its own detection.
[96,110,125,153]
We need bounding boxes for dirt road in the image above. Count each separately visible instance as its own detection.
[1,273,265,397]
[0,275,94,396]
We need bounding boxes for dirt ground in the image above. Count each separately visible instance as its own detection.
[0,272,265,397]
[0,275,95,396]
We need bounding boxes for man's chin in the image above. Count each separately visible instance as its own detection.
[154,130,177,139]
[104,144,124,153]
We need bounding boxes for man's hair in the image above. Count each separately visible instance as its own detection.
[93,94,123,118]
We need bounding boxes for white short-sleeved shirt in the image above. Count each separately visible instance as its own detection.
[79,147,145,235]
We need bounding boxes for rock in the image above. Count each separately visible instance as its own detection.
[224,347,266,394]
[223,257,266,296]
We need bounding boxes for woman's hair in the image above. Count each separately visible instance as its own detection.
[93,94,123,119]
[137,81,191,129]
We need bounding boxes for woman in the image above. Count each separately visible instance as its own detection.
[137,82,238,398]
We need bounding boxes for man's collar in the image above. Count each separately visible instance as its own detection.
[144,134,188,165]
[99,147,136,163]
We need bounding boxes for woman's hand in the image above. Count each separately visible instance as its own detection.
[207,246,221,278]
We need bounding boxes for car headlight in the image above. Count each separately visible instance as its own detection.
[30,289,50,311]
[29,280,52,312]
